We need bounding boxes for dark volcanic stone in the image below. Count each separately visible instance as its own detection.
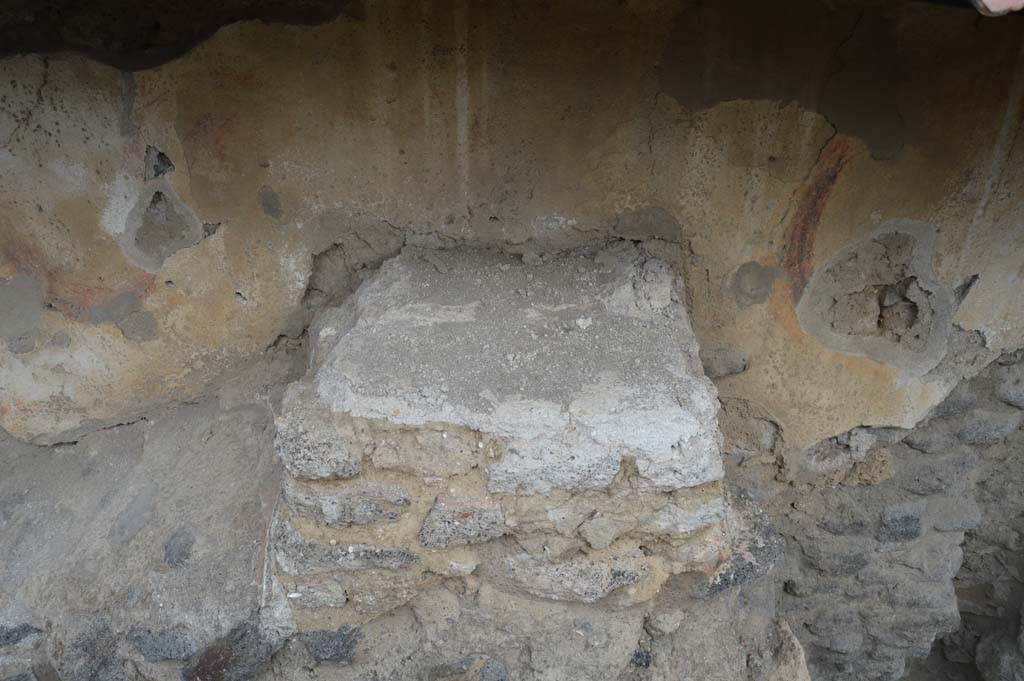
[297,626,361,663]
[127,624,196,661]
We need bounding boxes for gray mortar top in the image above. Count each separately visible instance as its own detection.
[314,242,723,494]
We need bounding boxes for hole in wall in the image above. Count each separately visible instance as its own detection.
[795,221,953,375]
[144,145,174,180]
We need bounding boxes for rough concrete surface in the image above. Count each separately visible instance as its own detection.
[313,243,722,494]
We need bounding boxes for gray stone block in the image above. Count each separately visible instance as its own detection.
[897,448,976,496]
[419,498,507,548]
[313,243,722,494]
[127,624,197,661]
[297,626,361,663]
[272,515,417,576]
[877,501,926,543]
[578,515,632,550]
[282,479,410,528]
[928,495,983,532]
[706,503,784,594]
[282,579,348,609]
[644,498,727,537]
[503,550,649,603]
[902,424,956,454]
[995,362,1024,409]
[957,408,1023,445]
[0,625,40,649]
[275,382,360,480]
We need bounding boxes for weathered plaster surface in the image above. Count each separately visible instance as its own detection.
[313,244,722,494]
[1,2,1023,680]
[3,0,1022,452]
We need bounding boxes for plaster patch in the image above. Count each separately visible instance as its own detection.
[796,220,952,376]
[113,181,211,272]
[731,261,779,309]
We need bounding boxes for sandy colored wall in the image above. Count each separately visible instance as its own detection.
[1,0,1022,455]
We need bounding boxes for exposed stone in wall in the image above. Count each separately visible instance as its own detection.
[270,244,733,629]
[780,433,970,679]
[974,603,1024,680]
[932,351,1024,679]
[766,353,1023,681]
[259,547,800,681]
[796,220,953,376]
[240,243,807,680]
